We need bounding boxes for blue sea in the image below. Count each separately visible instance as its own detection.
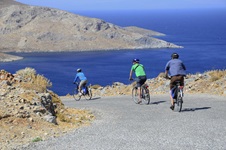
[2,9,226,96]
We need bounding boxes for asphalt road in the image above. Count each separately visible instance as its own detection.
[23,94,226,150]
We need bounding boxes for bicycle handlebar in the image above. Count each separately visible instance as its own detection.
[73,82,79,85]
[164,75,171,80]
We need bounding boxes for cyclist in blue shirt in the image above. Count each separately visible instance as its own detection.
[73,68,88,95]
[165,53,186,110]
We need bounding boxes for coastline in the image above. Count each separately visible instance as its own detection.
[0,52,23,62]
[0,45,183,62]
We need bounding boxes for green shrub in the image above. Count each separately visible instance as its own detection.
[32,137,42,142]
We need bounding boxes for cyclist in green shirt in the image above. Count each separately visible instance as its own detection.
[129,58,147,104]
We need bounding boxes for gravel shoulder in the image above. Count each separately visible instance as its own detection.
[19,94,226,150]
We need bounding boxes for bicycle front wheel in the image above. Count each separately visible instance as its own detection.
[73,88,81,101]
[142,87,150,105]
[132,87,140,104]
[84,88,92,100]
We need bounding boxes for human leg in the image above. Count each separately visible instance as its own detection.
[79,80,88,93]
[135,78,142,103]
[136,76,146,104]
[169,76,178,109]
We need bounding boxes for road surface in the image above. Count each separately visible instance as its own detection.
[22,94,226,150]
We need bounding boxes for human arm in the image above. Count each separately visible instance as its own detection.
[182,63,186,70]
[73,74,78,83]
[165,61,170,78]
[129,70,133,80]
[165,70,171,79]
[165,70,168,77]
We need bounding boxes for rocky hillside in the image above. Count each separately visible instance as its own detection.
[89,70,226,97]
[0,1,181,53]
[1,67,225,149]
[0,0,24,9]
[0,68,94,150]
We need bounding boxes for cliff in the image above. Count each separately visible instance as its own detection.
[0,1,182,54]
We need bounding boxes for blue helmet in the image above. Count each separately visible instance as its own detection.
[132,58,139,63]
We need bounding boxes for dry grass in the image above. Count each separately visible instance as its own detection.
[0,108,95,149]
[208,70,226,82]
[91,84,102,89]
[56,108,95,126]
[19,92,39,102]
[16,67,52,93]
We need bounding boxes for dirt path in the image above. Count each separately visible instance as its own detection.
[21,94,226,150]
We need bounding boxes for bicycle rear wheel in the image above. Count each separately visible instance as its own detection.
[73,87,81,101]
[132,87,139,104]
[84,87,92,100]
[142,87,150,105]
[174,89,183,112]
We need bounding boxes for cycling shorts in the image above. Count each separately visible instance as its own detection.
[136,76,147,87]
[79,80,88,91]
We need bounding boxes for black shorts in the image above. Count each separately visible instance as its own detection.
[136,76,147,87]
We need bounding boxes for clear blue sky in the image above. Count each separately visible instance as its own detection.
[16,0,226,11]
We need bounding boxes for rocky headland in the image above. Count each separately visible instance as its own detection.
[0,0,182,61]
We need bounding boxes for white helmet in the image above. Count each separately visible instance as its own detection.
[77,68,82,72]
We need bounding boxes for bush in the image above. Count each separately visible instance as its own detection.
[32,137,42,142]
[16,67,52,92]
[16,67,37,81]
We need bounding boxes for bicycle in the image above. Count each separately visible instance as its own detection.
[72,82,92,101]
[171,81,184,112]
[131,79,150,105]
